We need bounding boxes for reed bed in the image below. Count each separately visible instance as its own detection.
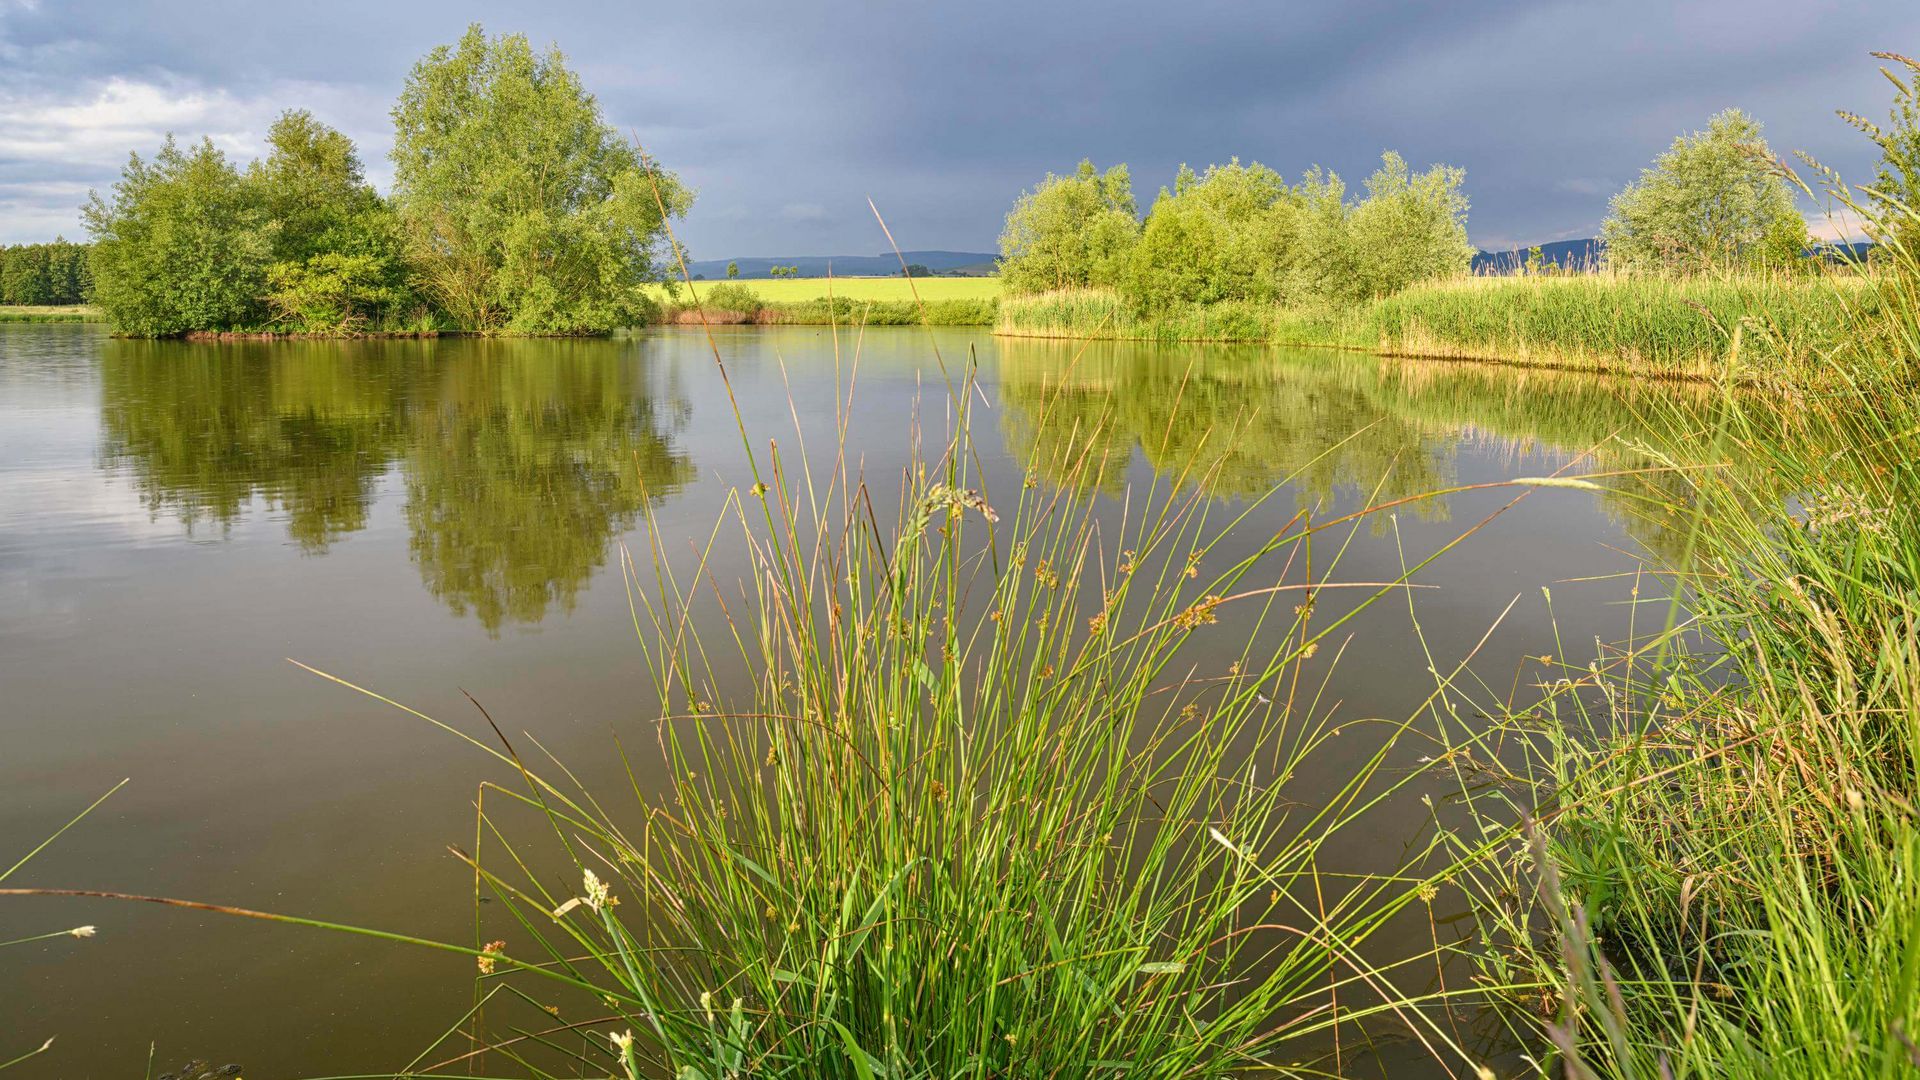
[1422,173,1920,1077]
[662,295,996,326]
[992,288,1367,346]
[996,273,1887,381]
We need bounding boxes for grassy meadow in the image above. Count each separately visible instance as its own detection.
[652,275,1001,326]
[0,305,102,323]
[656,275,999,303]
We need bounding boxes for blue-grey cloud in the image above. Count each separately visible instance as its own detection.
[2,0,1916,253]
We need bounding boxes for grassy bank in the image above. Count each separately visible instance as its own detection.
[0,305,103,323]
[996,273,1884,380]
[1421,193,1920,1073]
[653,275,1000,325]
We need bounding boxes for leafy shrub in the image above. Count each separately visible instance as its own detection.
[83,136,274,336]
[998,159,1139,294]
[699,282,763,316]
[265,253,410,333]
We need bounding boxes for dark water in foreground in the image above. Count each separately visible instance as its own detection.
[0,324,1720,1077]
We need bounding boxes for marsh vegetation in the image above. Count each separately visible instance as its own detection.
[6,25,1920,1080]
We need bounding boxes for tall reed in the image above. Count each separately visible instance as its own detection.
[1425,124,1920,1079]
[408,323,1482,1075]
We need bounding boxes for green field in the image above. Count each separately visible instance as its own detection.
[656,276,999,302]
[0,305,102,323]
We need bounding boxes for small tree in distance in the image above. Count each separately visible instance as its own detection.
[727,261,739,279]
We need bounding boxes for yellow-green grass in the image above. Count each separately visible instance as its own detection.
[651,275,999,303]
[0,304,103,323]
[996,273,1888,382]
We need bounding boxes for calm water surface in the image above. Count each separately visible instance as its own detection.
[0,324,1717,1076]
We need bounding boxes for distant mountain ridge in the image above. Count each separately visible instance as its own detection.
[1472,239,1603,274]
[684,250,999,279]
[692,242,1608,280]
[688,235,1874,282]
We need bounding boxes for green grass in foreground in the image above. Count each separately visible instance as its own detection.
[996,272,1889,381]
[234,354,1474,1077]
[1423,179,1920,1077]
[0,305,102,323]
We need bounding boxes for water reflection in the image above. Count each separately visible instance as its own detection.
[97,337,691,632]
[996,336,1731,553]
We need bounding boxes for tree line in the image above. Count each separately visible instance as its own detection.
[81,25,689,338]
[1000,89,1920,307]
[0,240,92,306]
[997,152,1475,311]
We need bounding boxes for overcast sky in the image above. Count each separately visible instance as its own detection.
[2,0,1916,256]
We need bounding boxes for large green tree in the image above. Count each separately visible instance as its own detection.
[998,160,1139,294]
[83,137,274,336]
[1601,109,1808,273]
[390,25,691,334]
[252,110,383,264]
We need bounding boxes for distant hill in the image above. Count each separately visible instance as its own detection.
[1472,239,1603,274]
[1472,237,1875,273]
[684,250,999,280]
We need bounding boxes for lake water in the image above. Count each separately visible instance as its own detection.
[0,323,1719,1076]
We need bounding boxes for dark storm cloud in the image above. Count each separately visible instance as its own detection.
[2,0,1917,251]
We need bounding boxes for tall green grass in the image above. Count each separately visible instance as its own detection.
[997,274,1884,381]
[1369,272,1878,380]
[994,288,1366,346]
[376,339,1483,1076]
[1424,159,1920,1077]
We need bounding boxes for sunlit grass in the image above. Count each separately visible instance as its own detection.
[0,305,102,323]
[996,272,1888,381]
[1423,168,1920,1078]
[648,276,1000,303]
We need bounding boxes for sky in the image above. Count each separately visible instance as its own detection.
[2,0,1917,257]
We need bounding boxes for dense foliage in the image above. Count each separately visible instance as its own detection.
[998,151,1472,313]
[0,240,91,306]
[1601,109,1808,273]
[83,137,275,337]
[997,159,1139,293]
[79,24,688,337]
[390,25,689,334]
[254,111,414,332]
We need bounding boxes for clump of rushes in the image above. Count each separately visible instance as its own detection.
[1428,130,1920,1078]
[422,313,1488,1076]
[300,218,1676,1072]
